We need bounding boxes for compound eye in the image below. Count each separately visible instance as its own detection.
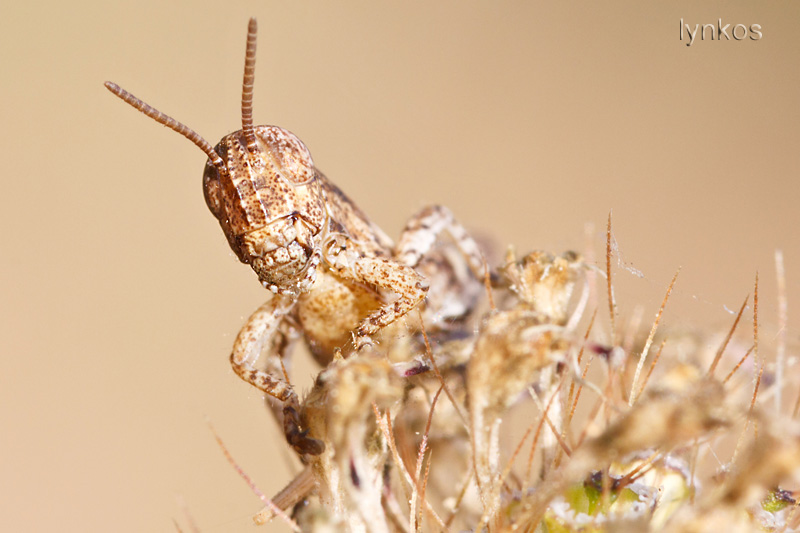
[280,131,316,185]
[202,159,224,219]
[279,144,315,185]
[258,127,316,186]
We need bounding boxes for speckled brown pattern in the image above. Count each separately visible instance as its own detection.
[105,18,487,456]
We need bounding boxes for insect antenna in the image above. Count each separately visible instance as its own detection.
[241,18,259,153]
[104,81,227,174]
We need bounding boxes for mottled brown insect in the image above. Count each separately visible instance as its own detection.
[106,18,485,455]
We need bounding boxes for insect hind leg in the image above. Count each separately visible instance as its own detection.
[396,204,488,279]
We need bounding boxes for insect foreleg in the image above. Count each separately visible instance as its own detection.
[230,295,324,454]
[324,240,429,350]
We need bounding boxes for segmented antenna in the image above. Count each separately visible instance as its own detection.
[241,18,259,153]
[104,81,227,173]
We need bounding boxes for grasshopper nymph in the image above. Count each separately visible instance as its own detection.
[106,18,486,455]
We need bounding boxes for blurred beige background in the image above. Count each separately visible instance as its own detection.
[2,1,798,531]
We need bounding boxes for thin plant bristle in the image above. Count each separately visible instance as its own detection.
[207,232,797,532]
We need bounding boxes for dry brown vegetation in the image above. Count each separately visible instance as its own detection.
[207,219,799,533]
